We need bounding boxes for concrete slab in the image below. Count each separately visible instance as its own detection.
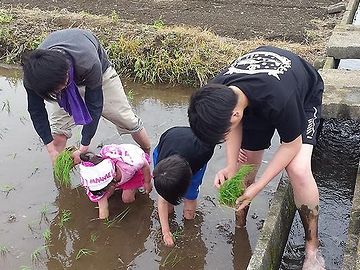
[327,25,360,58]
[342,162,360,269]
[247,174,296,270]
[319,69,360,119]
[341,0,359,24]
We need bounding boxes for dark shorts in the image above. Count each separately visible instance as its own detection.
[242,86,323,151]
[152,147,207,200]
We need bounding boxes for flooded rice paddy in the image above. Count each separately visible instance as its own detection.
[0,67,359,270]
[281,119,360,270]
[0,67,280,270]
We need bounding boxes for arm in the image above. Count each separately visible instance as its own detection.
[158,196,174,247]
[236,135,302,210]
[71,85,103,164]
[141,160,153,194]
[26,88,59,162]
[214,123,243,187]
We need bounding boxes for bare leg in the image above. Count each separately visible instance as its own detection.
[286,144,324,270]
[183,199,197,220]
[53,134,67,152]
[235,150,263,228]
[131,128,151,154]
[122,189,136,203]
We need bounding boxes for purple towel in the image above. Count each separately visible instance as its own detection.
[57,64,92,125]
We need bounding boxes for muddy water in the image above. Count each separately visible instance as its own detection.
[281,119,360,270]
[0,67,281,270]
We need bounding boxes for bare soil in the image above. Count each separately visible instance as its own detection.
[1,0,341,42]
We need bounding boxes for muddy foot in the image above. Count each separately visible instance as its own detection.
[302,251,325,270]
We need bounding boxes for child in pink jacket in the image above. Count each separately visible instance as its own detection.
[79,144,152,219]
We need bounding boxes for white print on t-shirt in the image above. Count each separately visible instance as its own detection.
[306,107,318,139]
[225,51,292,80]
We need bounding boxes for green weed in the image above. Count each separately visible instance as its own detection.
[75,248,95,260]
[126,88,134,102]
[153,18,165,29]
[172,228,184,241]
[20,266,31,270]
[218,165,253,207]
[0,11,12,24]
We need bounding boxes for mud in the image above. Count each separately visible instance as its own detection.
[0,0,340,42]
[0,67,280,269]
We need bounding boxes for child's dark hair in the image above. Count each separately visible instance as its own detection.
[153,155,192,206]
[188,83,238,145]
[22,49,69,101]
[80,152,108,196]
[80,152,105,165]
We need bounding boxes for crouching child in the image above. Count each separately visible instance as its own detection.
[79,144,152,219]
[153,127,214,246]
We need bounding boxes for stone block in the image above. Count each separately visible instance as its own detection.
[327,25,360,58]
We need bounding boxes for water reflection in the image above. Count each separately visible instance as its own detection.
[1,68,273,270]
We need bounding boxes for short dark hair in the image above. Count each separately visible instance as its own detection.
[188,83,238,145]
[80,152,105,165]
[153,155,192,205]
[22,49,69,101]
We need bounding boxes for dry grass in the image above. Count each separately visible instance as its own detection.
[0,7,337,87]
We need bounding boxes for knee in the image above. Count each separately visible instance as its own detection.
[286,162,312,185]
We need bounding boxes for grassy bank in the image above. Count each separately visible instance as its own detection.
[0,7,335,87]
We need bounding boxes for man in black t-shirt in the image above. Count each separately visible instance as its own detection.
[152,126,214,247]
[188,46,324,270]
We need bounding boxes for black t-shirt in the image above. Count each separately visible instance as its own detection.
[156,127,215,174]
[210,46,323,143]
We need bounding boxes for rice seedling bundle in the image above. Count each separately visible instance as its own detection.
[218,165,253,207]
[53,147,75,187]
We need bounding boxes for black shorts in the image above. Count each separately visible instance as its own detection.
[242,85,323,151]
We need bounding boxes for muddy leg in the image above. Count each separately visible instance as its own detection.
[286,144,325,270]
[53,134,67,152]
[183,199,197,220]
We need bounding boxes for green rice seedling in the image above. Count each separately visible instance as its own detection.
[58,210,71,228]
[1,99,10,113]
[43,229,51,242]
[20,266,31,270]
[218,165,253,208]
[54,147,75,187]
[161,248,184,268]
[31,246,46,263]
[0,184,15,197]
[75,248,95,260]
[172,228,184,241]
[40,204,49,224]
[104,207,131,228]
[0,245,9,256]
[90,233,98,243]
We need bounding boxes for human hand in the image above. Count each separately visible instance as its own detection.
[214,165,238,188]
[46,142,59,164]
[163,231,174,247]
[143,181,153,194]
[237,149,248,163]
[72,145,89,165]
[235,183,261,211]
